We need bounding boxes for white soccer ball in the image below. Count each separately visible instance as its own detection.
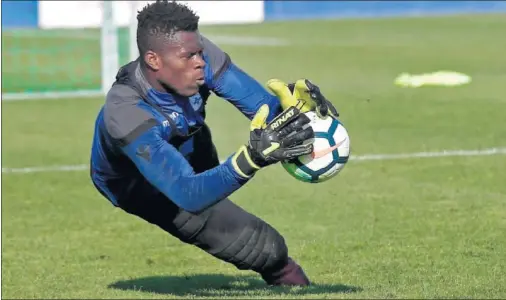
[281,111,350,183]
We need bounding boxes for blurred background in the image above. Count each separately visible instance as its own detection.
[2,0,506,99]
[2,1,506,299]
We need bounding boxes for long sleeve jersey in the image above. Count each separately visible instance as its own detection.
[90,36,281,213]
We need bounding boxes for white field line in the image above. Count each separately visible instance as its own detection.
[2,90,104,101]
[351,147,506,161]
[3,29,289,46]
[2,164,89,174]
[3,147,506,175]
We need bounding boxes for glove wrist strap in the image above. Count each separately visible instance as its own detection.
[232,146,261,178]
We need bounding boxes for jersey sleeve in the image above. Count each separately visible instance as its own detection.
[104,84,251,213]
[201,35,282,122]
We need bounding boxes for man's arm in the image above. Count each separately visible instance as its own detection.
[121,125,249,213]
[201,36,339,121]
[105,85,251,214]
[202,36,282,122]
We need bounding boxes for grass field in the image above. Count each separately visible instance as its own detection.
[2,14,506,299]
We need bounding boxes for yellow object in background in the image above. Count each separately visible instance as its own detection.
[395,71,472,88]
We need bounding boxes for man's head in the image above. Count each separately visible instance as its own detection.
[137,0,205,96]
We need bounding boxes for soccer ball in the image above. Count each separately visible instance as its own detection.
[281,111,350,183]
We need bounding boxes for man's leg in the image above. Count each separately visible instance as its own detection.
[118,188,310,286]
[173,198,310,286]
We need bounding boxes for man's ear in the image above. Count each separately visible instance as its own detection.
[144,50,160,71]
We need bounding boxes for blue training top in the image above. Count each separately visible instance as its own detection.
[90,35,282,213]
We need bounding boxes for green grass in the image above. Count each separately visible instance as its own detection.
[2,14,506,299]
[1,28,131,93]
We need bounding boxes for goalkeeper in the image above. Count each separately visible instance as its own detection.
[90,0,337,286]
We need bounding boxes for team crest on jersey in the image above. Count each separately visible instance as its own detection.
[189,95,203,111]
[169,111,179,120]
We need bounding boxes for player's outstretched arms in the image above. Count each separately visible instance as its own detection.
[119,105,312,214]
[230,104,314,178]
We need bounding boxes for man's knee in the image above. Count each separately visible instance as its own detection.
[218,216,289,273]
[174,199,289,273]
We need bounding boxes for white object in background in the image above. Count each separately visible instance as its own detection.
[129,1,139,62]
[394,71,472,88]
[100,1,118,94]
[39,1,264,29]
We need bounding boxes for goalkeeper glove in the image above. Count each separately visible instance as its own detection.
[231,104,314,178]
[267,78,339,119]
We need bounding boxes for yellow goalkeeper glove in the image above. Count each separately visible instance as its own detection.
[267,78,339,119]
[231,104,314,178]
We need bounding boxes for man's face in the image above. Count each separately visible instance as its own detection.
[146,30,205,97]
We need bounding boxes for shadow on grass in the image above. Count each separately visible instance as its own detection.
[108,274,362,297]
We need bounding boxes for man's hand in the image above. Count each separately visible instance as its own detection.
[267,78,339,119]
[231,104,314,178]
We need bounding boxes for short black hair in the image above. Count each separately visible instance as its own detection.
[136,0,199,56]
